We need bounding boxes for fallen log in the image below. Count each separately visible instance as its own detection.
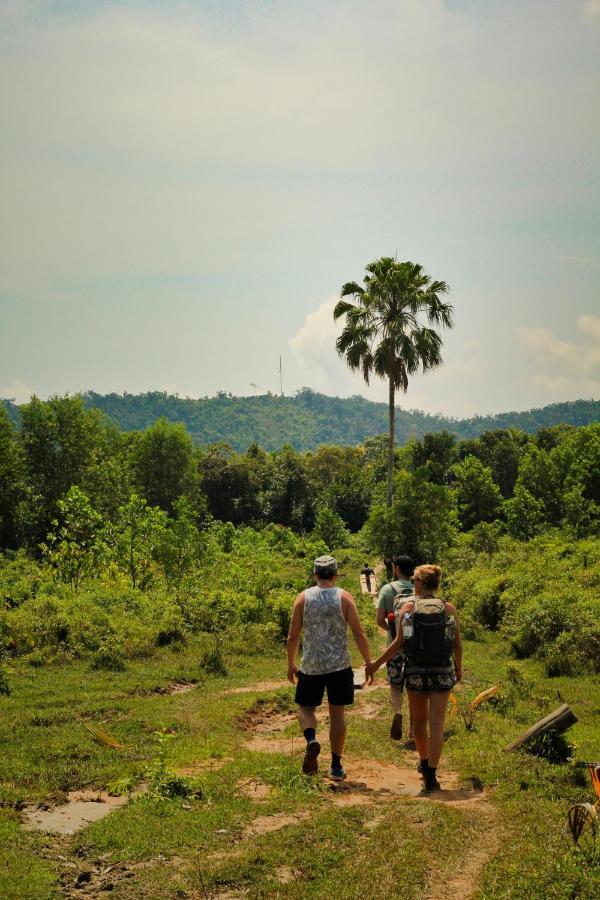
[504,703,578,752]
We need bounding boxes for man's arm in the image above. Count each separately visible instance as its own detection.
[286,593,304,683]
[343,593,372,666]
[376,585,390,631]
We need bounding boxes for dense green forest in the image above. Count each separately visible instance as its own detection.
[1,392,599,676]
[3,390,599,452]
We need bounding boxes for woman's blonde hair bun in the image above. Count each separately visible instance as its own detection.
[414,564,442,590]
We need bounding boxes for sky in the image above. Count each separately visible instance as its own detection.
[1,0,599,418]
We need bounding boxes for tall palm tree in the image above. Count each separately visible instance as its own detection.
[334,257,453,507]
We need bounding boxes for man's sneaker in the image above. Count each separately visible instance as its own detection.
[302,739,321,775]
[329,763,347,781]
[390,713,403,740]
[417,760,427,776]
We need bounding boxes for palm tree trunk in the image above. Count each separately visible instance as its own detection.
[387,375,395,507]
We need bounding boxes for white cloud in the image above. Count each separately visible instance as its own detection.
[0,377,35,404]
[577,313,600,341]
[289,298,340,361]
[516,327,580,366]
[583,0,600,19]
[517,314,600,399]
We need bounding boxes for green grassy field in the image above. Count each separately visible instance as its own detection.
[1,570,599,899]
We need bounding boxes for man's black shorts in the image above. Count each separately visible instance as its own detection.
[295,667,354,707]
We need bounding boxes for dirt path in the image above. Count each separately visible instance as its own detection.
[421,797,502,900]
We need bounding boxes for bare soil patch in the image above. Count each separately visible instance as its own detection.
[176,756,232,776]
[224,680,286,695]
[327,758,482,809]
[242,810,311,837]
[276,866,296,884]
[236,778,273,801]
[238,698,297,734]
[22,790,127,835]
[421,800,502,900]
[352,701,382,720]
[244,735,302,755]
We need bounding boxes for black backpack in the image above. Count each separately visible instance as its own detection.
[404,597,453,667]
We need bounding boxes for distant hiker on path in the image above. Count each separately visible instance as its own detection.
[367,564,462,792]
[376,555,415,742]
[360,563,375,593]
[287,555,373,781]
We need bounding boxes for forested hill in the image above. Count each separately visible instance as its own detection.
[2,390,599,451]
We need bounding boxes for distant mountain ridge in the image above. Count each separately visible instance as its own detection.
[3,390,599,452]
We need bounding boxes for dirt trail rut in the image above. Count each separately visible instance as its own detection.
[421,801,502,900]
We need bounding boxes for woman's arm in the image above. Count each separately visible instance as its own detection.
[445,601,462,682]
[365,601,413,679]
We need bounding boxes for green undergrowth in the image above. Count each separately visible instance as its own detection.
[445,531,600,677]
[0,557,599,898]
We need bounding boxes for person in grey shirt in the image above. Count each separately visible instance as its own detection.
[376,555,414,741]
[287,555,373,781]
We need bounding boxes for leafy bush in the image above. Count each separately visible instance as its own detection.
[447,532,600,673]
[199,638,227,676]
[90,641,126,672]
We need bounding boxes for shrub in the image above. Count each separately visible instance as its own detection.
[90,642,126,672]
[199,638,227,676]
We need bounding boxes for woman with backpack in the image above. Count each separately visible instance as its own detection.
[365,564,462,792]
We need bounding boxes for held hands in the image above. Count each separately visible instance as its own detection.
[364,661,378,684]
[287,664,298,684]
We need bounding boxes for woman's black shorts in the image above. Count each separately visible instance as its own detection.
[295,667,354,707]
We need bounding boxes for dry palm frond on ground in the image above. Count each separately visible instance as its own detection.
[83,722,131,750]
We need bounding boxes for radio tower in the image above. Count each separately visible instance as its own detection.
[279,356,283,396]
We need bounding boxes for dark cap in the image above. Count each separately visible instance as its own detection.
[313,555,338,578]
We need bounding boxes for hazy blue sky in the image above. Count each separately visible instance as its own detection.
[1,0,599,417]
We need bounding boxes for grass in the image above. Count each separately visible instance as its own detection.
[0,570,599,898]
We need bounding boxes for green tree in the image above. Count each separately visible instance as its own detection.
[515,445,561,525]
[43,486,106,590]
[451,455,502,531]
[503,485,545,540]
[112,494,167,589]
[263,445,312,530]
[155,496,202,587]
[199,444,263,525]
[19,395,116,546]
[334,258,453,506]
[367,469,457,562]
[312,506,350,550]
[411,430,457,485]
[131,418,202,516]
[0,406,26,549]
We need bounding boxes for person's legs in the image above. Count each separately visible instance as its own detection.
[295,672,325,775]
[325,668,353,780]
[390,684,404,715]
[408,691,429,762]
[427,691,450,769]
[328,703,347,756]
[297,705,317,733]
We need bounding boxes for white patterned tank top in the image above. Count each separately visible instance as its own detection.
[301,586,352,675]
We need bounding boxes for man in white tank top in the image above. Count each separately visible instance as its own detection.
[287,555,373,780]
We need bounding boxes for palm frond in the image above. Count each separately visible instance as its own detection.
[84,722,131,751]
[470,685,498,711]
[340,281,365,299]
[589,763,600,802]
[567,802,598,844]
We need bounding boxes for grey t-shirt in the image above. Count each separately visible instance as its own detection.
[377,579,413,645]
